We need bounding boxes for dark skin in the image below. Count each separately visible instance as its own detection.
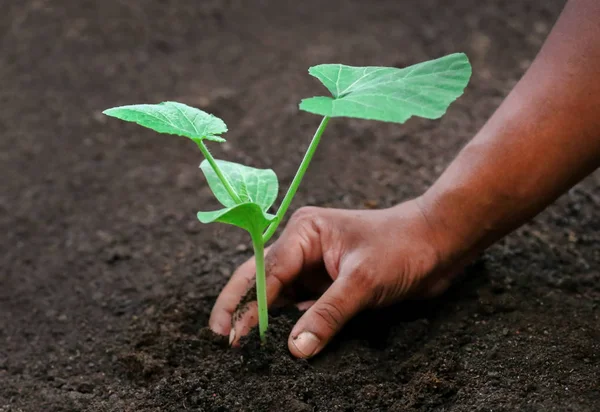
[210,0,600,358]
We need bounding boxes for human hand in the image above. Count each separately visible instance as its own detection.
[209,198,463,358]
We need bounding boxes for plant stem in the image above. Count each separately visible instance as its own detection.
[196,140,243,204]
[262,116,330,243]
[251,231,268,343]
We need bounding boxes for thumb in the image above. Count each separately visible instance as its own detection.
[288,274,369,359]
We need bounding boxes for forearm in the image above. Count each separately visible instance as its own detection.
[419,0,600,262]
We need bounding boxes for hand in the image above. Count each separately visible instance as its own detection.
[209,198,462,358]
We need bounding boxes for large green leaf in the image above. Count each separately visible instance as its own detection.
[299,53,471,123]
[103,101,227,142]
[197,203,275,233]
[200,159,278,211]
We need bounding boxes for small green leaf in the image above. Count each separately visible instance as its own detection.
[197,203,275,233]
[103,101,227,142]
[200,159,278,211]
[300,53,471,123]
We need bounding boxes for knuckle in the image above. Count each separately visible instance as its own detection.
[371,284,387,307]
[288,207,324,253]
[350,265,376,292]
[346,262,382,306]
[312,299,345,332]
[290,206,322,226]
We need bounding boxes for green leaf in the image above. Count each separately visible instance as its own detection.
[299,53,471,123]
[197,203,276,233]
[103,101,227,142]
[200,159,278,211]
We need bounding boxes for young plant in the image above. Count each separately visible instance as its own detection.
[103,52,471,343]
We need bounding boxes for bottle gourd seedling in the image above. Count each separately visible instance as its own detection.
[103,53,472,343]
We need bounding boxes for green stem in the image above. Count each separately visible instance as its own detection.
[251,231,268,343]
[196,140,243,204]
[262,116,330,243]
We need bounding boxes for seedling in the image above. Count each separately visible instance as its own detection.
[103,53,471,343]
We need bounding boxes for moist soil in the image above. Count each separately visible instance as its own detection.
[1,0,599,411]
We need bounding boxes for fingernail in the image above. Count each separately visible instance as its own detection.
[291,332,320,358]
[229,328,236,345]
[210,324,227,336]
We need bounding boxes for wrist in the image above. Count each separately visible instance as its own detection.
[414,184,490,268]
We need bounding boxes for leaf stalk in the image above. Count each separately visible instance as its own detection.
[262,116,330,243]
[196,140,243,204]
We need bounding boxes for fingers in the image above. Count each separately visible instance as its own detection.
[264,207,326,290]
[208,254,258,336]
[296,300,316,311]
[228,274,285,344]
[229,207,326,344]
[288,274,369,359]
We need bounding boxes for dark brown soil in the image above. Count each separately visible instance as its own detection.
[1,0,599,411]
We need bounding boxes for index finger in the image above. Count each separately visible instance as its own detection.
[228,209,327,344]
[208,246,271,336]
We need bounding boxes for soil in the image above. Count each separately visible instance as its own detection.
[1,0,599,411]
